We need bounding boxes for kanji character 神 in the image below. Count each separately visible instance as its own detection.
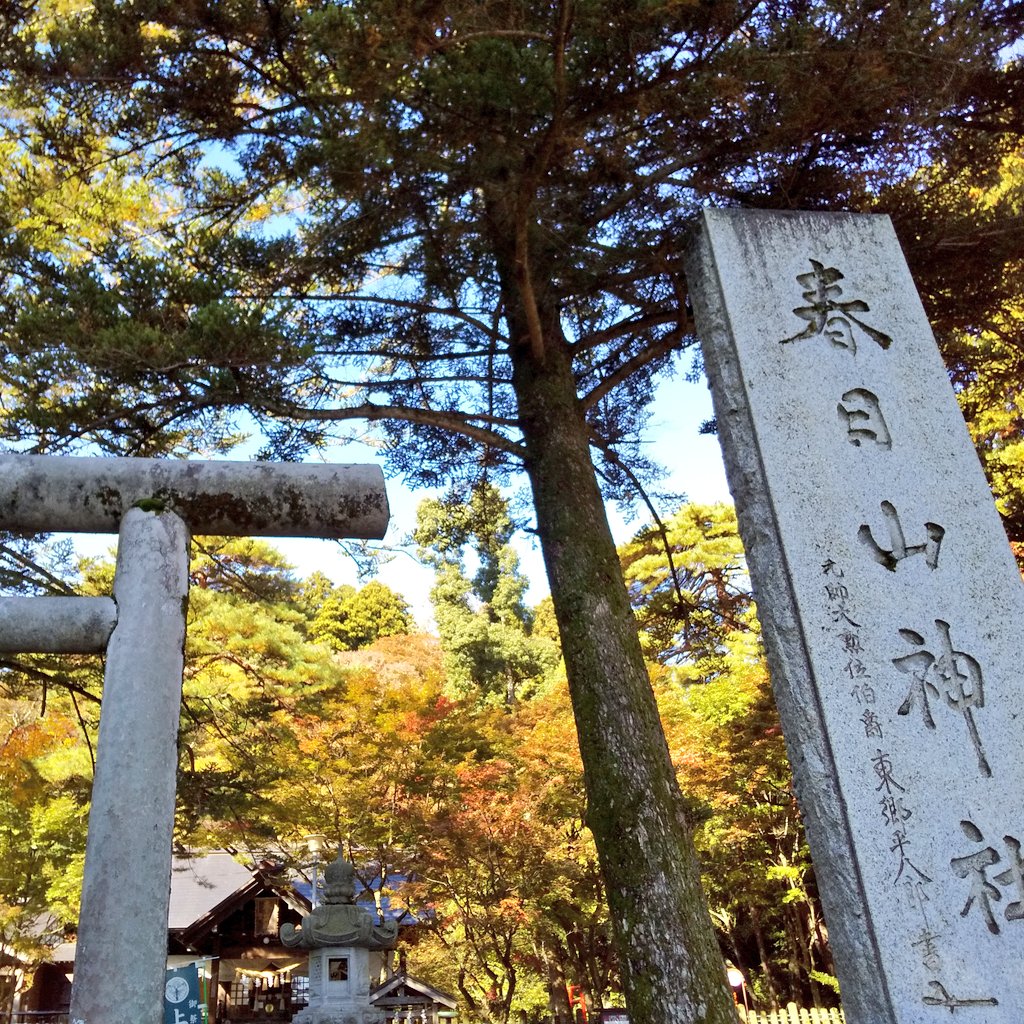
[892,620,991,777]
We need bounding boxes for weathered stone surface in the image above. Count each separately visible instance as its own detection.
[296,947,385,1024]
[686,210,1024,1024]
[69,508,189,1024]
[0,596,116,652]
[292,1006,385,1024]
[0,454,389,538]
[283,858,392,1024]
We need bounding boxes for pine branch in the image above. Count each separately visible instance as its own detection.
[0,546,78,596]
[0,659,101,706]
[589,436,689,615]
[256,398,526,457]
[581,332,687,410]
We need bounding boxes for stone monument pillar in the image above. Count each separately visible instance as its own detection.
[281,855,399,1024]
[686,210,1024,1023]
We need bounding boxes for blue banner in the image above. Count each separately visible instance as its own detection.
[164,963,202,1024]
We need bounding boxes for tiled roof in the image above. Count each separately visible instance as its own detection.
[167,852,256,931]
[37,851,415,964]
[371,971,457,1008]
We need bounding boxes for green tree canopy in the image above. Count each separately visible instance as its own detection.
[620,503,752,671]
[0,698,89,967]
[308,579,413,650]
[619,503,829,1005]
[943,151,1024,561]
[414,482,558,704]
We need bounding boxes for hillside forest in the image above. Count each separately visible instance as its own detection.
[1,492,818,1023]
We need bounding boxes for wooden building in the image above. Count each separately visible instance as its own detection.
[4,852,454,1024]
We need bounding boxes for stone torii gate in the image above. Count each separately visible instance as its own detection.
[0,454,389,1024]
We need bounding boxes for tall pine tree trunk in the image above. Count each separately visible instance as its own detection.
[505,300,736,1024]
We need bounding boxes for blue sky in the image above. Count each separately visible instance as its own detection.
[278,369,732,628]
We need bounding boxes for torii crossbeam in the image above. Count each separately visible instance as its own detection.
[0,454,389,1024]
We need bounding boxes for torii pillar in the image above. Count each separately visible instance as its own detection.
[0,455,389,1024]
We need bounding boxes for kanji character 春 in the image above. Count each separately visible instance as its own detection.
[781,260,893,352]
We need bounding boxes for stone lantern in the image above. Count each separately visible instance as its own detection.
[281,854,399,1024]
